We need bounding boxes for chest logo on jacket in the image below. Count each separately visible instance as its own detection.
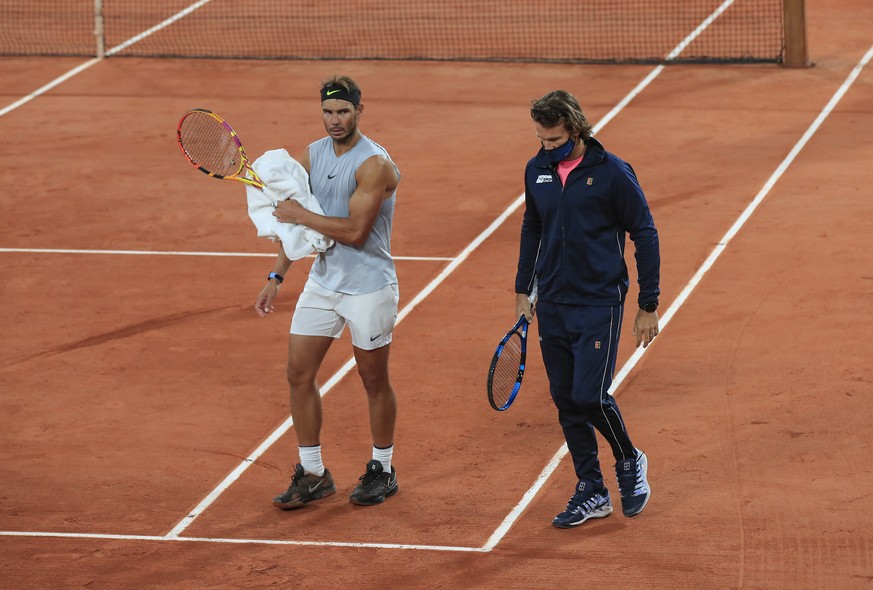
[587,177,593,185]
[536,174,553,184]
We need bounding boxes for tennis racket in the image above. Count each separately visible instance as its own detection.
[487,286,538,411]
[177,108,264,189]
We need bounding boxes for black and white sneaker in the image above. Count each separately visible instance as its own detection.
[349,460,398,505]
[272,463,336,510]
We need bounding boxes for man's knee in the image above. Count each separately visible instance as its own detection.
[357,366,391,396]
[285,362,318,391]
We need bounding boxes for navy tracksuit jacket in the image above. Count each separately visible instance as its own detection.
[515,137,660,490]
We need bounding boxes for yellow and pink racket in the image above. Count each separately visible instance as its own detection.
[177,108,264,189]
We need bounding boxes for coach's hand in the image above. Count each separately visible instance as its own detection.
[633,309,659,348]
[515,292,535,323]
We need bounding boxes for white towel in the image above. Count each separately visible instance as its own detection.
[245,148,334,260]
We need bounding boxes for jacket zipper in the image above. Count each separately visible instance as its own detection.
[556,164,566,302]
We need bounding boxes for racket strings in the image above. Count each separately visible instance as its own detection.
[490,333,523,407]
[179,113,243,177]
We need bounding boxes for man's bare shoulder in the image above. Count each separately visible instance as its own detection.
[300,147,311,173]
[357,153,399,186]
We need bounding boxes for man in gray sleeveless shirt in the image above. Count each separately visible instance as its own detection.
[254,75,401,509]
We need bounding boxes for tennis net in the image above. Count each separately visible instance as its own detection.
[1,0,787,64]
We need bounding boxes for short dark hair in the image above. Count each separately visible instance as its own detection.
[530,90,593,142]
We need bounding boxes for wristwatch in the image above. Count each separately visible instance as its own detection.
[641,301,658,313]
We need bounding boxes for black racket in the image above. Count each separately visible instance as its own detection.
[487,287,537,411]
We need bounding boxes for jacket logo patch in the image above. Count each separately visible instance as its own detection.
[536,174,553,184]
[587,177,593,185]
[594,341,601,349]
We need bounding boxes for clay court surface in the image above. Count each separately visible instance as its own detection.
[1,1,872,588]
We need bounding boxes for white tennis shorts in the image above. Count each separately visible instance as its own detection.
[290,279,399,350]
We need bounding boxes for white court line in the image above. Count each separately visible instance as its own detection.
[482,40,873,552]
[0,248,451,262]
[7,0,867,555]
[612,40,873,394]
[166,0,741,544]
[666,0,735,61]
[0,0,733,552]
[105,0,213,57]
[0,0,214,119]
[0,531,483,553]
[0,59,101,118]
[164,187,532,537]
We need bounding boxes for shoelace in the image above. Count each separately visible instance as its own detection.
[617,464,646,495]
[567,493,605,513]
[359,461,386,487]
[289,468,304,488]
[359,470,381,487]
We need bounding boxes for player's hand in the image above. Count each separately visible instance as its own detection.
[633,309,659,348]
[272,198,305,224]
[254,284,279,317]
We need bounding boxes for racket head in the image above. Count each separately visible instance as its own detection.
[487,315,529,411]
[177,108,263,188]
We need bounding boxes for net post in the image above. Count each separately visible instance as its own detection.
[782,0,809,67]
[94,0,105,58]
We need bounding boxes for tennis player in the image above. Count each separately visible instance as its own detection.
[515,90,660,528]
[255,75,401,509]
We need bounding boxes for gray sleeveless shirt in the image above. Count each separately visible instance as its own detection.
[307,134,398,295]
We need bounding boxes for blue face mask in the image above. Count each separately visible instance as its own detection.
[545,138,575,163]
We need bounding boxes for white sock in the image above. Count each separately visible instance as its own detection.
[299,445,324,476]
[373,444,393,473]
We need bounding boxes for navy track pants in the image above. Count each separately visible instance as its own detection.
[536,301,638,490]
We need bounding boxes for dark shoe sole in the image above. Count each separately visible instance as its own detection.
[621,491,651,517]
[349,484,399,506]
[272,486,336,510]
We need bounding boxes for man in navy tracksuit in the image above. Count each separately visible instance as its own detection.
[515,90,660,528]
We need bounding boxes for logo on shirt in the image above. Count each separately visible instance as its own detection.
[327,173,337,179]
[535,174,552,184]
[587,177,594,185]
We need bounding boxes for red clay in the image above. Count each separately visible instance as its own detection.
[1,1,872,587]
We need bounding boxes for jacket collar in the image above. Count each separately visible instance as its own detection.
[532,137,606,169]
